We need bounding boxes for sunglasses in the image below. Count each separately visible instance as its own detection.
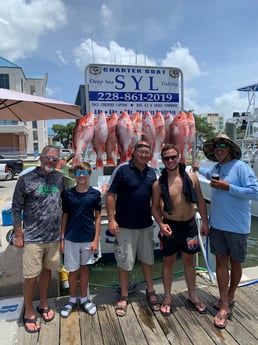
[42,155,59,162]
[74,170,89,177]
[213,143,228,149]
[162,155,178,161]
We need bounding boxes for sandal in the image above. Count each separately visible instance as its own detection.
[115,296,128,317]
[214,312,230,329]
[23,317,40,333]
[60,301,77,318]
[80,300,96,316]
[188,299,207,314]
[146,289,161,312]
[36,305,55,322]
[160,301,171,317]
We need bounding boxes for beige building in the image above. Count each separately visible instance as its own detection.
[198,113,224,133]
[0,56,48,157]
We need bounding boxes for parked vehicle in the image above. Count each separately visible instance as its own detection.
[0,163,8,181]
[60,149,74,159]
[0,155,24,180]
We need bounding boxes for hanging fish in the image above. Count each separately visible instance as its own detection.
[142,111,156,153]
[187,111,196,153]
[164,112,174,143]
[72,112,95,166]
[169,111,189,163]
[116,111,134,163]
[92,111,108,169]
[105,112,118,165]
[130,112,143,150]
[151,111,165,168]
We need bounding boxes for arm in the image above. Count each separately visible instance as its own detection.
[151,181,172,237]
[60,212,68,253]
[12,178,25,248]
[106,191,119,235]
[210,163,258,200]
[91,209,101,253]
[189,172,209,236]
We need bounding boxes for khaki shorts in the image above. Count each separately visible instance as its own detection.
[114,226,154,271]
[23,241,61,279]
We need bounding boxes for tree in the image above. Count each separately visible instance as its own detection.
[194,114,217,143]
[52,122,76,148]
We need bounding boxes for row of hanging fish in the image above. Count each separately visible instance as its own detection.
[72,110,196,169]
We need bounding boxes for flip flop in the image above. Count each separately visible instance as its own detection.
[36,306,55,322]
[214,312,229,329]
[188,299,207,314]
[160,303,171,317]
[23,317,40,333]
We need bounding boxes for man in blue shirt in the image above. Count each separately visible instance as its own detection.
[106,140,160,317]
[193,134,258,329]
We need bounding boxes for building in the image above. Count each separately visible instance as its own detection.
[198,113,224,133]
[0,56,48,157]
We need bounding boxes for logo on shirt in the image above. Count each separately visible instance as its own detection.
[38,185,59,194]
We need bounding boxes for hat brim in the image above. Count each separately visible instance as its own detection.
[203,137,242,162]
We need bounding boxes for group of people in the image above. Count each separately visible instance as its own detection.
[11,131,258,333]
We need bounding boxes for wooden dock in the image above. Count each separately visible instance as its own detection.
[16,280,258,345]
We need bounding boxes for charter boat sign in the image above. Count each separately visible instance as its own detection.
[85,64,183,115]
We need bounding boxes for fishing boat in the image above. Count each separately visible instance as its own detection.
[196,82,258,218]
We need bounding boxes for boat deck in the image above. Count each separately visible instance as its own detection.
[16,280,258,345]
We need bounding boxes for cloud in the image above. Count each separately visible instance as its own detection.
[0,0,67,60]
[161,43,201,81]
[73,39,156,69]
[100,4,113,27]
[213,90,247,119]
[56,50,69,66]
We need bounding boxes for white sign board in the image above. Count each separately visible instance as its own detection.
[85,64,183,115]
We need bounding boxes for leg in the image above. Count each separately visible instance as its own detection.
[37,268,55,321]
[141,262,154,293]
[23,276,40,332]
[214,254,230,328]
[142,262,161,311]
[60,270,79,318]
[182,252,206,313]
[115,268,130,317]
[160,254,176,315]
[79,265,89,298]
[228,257,242,302]
[69,269,79,298]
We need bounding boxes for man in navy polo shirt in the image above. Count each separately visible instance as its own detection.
[106,140,160,317]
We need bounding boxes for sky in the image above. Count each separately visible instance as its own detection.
[1,0,258,126]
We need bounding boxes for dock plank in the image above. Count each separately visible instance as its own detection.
[15,284,258,345]
[131,296,170,344]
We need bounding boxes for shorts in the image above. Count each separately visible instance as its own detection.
[64,240,101,272]
[114,226,154,271]
[209,227,248,263]
[23,241,60,279]
[159,217,200,256]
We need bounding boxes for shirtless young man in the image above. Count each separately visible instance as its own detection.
[152,144,209,316]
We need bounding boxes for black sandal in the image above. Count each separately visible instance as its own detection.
[115,296,128,317]
[146,289,161,311]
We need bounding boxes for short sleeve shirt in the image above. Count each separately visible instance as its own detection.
[108,160,156,229]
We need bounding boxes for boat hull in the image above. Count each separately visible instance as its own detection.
[100,217,161,257]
